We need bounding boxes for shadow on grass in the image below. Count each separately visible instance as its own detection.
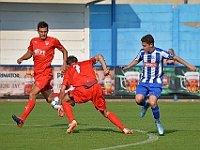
[50,124,68,127]
[81,127,121,133]
[50,123,87,127]
[148,129,178,135]
[50,123,121,134]
[49,124,122,133]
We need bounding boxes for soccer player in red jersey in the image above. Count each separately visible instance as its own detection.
[12,21,68,127]
[57,54,133,134]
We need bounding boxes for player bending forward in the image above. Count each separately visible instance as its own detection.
[58,54,133,134]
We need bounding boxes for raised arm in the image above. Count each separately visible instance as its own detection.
[174,56,196,71]
[94,54,109,76]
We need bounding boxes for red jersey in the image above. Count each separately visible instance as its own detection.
[62,57,97,87]
[28,36,63,76]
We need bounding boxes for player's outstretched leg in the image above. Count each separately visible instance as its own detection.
[12,114,24,128]
[107,112,133,134]
[12,100,35,128]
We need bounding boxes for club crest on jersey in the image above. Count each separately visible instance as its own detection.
[34,49,45,56]
[144,62,158,67]
[45,41,49,46]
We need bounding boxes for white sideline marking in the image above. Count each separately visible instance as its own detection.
[1,124,158,149]
[94,129,158,150]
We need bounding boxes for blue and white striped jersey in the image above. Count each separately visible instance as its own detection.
[135,47,173,86]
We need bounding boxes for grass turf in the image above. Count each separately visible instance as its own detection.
[0,101,200,150]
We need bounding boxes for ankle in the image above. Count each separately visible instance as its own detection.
[155,119,160,123]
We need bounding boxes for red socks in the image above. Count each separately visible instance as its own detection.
[62,102,74,123]
[21,100,35,122]
[107,112,125,131]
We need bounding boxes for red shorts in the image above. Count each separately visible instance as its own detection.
[70,83,107,111]
[34,74,53,93]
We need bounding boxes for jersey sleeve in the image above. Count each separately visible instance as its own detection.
[89,57,97,65]
[54,38,63,50]
[27,39,34,51]
[134,50,143,62]
[162,50,174,60]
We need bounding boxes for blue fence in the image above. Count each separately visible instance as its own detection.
[90,4,200,66]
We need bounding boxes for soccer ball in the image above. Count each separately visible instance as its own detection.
[51,96,62,110]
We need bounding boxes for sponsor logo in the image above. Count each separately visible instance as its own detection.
[144,62,158,67]
[34,49,45,56]
[0,73,20,78]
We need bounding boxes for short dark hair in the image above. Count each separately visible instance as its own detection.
[67,56,78,65]
[141,34,154,45]
[37,21,48,30]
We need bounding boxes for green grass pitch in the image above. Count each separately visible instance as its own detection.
[0,101,200,150]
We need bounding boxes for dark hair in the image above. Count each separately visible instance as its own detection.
[67,56,78,65]
[168,48,175,55]
[141,34,154,45]
[37,21,48,30]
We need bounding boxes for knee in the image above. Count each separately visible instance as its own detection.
[149,95,158,108]
[29,91,37,101]
[101,110,109,118]
[135,99,141,105]
[44,94,54,103]
[61,96,71,105]
[149,101,157,108]
[135,95,144,104]
[46,97,52,103]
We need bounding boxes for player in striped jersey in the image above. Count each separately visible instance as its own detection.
[120,34,196,135]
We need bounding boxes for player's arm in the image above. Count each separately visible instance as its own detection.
[59,70,70,105]
[17,50,33,64]
[174,56,196,71]
[120,59,139,70]
[94,54,109,76]
[58,46,68,74]
[59,84,66,105]
[57,84,66,117]
[163,59,168,65]
[173,60,178,66]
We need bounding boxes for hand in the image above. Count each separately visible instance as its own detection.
[17,58,23,64]
[58,107,64,117]
[104,69,110,76]
[60,64,66,74]
[189,65,196,71]
[120,66,128,70]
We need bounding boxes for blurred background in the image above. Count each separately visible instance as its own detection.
[0,0,199,99]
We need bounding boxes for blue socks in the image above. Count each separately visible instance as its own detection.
[138,100,146,106]
[151,105,160,120]
[138,98,160,121]
[138,98,149,108]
